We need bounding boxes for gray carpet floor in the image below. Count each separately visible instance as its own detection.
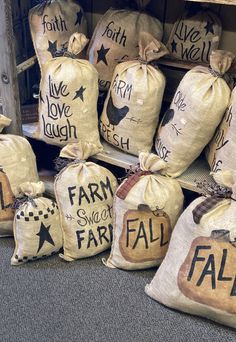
[0,238,235,342]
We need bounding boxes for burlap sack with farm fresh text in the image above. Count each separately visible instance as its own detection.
[155,50,234,178]
[29,0,87,71]
[11,182,63,265]
[54,142,118,261]
[145,170,236,329]
[100,33,168,156]
[39,33,102,148]
[167,8,221,63]
[88,2,163,91]
[104,153,184,270]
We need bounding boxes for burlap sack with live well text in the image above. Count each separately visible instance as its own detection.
[146,170,236,329]
[155,50,235,178]
[39,33,102,148]
[87,1,163,91]
[11,182,63,266]
[29,0,87,72]
[54,142,118,261]
[100,33,168,156]
[103,153,184,271]
[0,116,39,237]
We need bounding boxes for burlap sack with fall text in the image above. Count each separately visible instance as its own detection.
[100,33,168,156]
[146,170,236,329]
[88,3,163,91]
[104,153,183,270]
[39,33,102,148]
[29,0,87,71]
[155,50,234,177]
[11,182,63,265]
[54,142,118,261]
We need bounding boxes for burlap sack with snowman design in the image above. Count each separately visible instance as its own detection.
[100,33,168,156]
[87,1,163,91]
[155,50,234,178]
[145,170,236,329]
[11,182,62,266]
[54,142,118,261]
[104,153,183,270]
[29,0,87,71]
[39,33,102,148]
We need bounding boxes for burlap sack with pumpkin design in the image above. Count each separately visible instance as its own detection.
[104,153,184,270]
[167,8,221,63]
[39,33,102,148]
[0,116,39,237]
[100,33,168,156]
[145,170,236,328]
[87,2,163,91]
[29,0,87,71]
[54,142,118,261]
[11,182,62,266]
[155,50,234,178]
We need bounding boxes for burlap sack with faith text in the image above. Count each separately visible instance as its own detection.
[29,0,87,71]
[88,2,163,91]
[104,153,184,270]
[11,182,63,265]
[54,142,118,261]
[100,33,168,156]
[145,170,236,328]
[155,50,234,177]
[39,33,102,148]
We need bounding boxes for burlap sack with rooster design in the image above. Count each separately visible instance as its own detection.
[54,142,118,261]
[100,33,168,156]
[145,170,236,328]
[155,50,234,178]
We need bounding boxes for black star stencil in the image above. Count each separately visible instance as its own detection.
[204,21,214,36]
[171,40,177,53]
[75,10,83,26]
[97,44,110,66]
[73,86,86,101]
[39,91,44,103]
[47,40,57,58]
[36,222,55,253]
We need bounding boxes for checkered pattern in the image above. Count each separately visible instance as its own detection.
[16,201,58,221]
[192,195,225,224]
[14,248,62,264]
[116,171,152,200]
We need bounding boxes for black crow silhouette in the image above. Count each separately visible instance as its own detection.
[106,95,129,130]
[161,108,175,127]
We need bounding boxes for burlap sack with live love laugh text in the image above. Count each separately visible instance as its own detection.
[11,182,63,266]
[145,170,236,329]
[54,142,118,261]
[87,1,163,91]
[29,0,87,72]
[100,33,168,156]
[104,153,184,270]
[155,50,235,178]
[39,33,102,148]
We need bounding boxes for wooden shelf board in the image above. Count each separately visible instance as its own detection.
[185,0,236,5]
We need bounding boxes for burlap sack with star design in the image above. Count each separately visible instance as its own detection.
[146,170,236,329]
[11,182,63,265]
[167,8,221,63]
[39,33,102,148]
[29,0,87,72]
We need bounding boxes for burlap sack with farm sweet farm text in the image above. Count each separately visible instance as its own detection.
[54,142,118,261]
[104,153,184,270]
[155,50,234,178]
[88,3,163,91]
[29,0,87,71]
[39,33,102,148]
[11,182,63,265]
[100,33,168,156]
[145,170,236,329]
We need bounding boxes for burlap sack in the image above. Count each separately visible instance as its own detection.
[29,0,87,71]
[145,170,236,328]
[87,4,163,91]
[104,153,184,270]
[0,116,39,237]
[39,33,102,148]
[155,50,234,178]
[167,8,221,63]
[100,33,168,156]
[54,142,118,261]
[11,182,63,265]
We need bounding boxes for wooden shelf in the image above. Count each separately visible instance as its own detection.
[185,0,236,5]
